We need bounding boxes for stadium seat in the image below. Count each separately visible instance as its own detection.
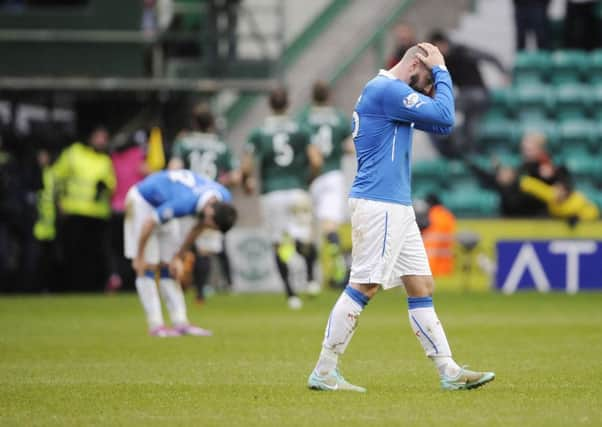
[589,83,602,120]
[514,84,553,120]
[513,51,550,86]
[588,50,602,84]
[553,83,593,120]
[549,50,588,84]
[565,152,602,184]
[412,159,448,187]
[557,118,598,153]
[446,160,481,190]
[441,189,499,218]
[486,88,514,119]
[475,118,519,153]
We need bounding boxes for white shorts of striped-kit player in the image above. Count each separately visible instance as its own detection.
[348,198,431,289]
[310,170,347,224]
[124,187,181,264]
[260,189,312,243]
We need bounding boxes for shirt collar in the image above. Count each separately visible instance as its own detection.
[378,69,397,80]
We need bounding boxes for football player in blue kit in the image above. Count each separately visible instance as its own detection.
[308,43,495,391]
[124,170,237,337]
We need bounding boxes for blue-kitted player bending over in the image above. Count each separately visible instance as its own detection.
[124,170,237,337]
[308,43,495,391]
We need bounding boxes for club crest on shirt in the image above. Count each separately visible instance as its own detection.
[403,93,425,108]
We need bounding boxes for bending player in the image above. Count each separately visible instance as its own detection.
[307,43,494,391]
[124,169,237,336]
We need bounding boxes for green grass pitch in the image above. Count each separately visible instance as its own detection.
[1,290,601,426]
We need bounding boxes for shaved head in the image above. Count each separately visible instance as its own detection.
[400,45,427,64]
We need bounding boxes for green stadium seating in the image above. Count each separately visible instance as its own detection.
[557,118,598,153]
[589,83,602,119]
[514,83,553,120]
[588,50,602,84]
[513,51,550,85]
[553,83,593,120]
[446,160,481,190]
[441,189,500,218]
[412,159,448,187]
[550,50,588,84]
[486,88,514,119]
[565,152,602,184]
[475,118,519,153]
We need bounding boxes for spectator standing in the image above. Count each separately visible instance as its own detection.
[513,0,551,50]
[108,129,150,292]
[386,23,417,69]
[53,126,116,292]
[30,149,59,292]
[564,0,601,50]
[421,194,456,277]
[429,31,509,156]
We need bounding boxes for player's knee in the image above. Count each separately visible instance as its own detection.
[349,283,379,299]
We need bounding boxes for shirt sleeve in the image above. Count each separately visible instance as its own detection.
[382,66,455,133]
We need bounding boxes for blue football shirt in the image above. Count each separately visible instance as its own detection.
[349,66,454,205]
[136,170,232,224]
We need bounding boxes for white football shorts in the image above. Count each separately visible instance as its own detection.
[260,189,312,243]
[124,187,181,265]
[348,197,431,289]
[310,170,347,224]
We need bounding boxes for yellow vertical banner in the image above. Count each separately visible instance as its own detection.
[146,126,165,172]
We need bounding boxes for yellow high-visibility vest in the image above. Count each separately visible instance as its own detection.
[33,166,56,241]
[52,142,116,219]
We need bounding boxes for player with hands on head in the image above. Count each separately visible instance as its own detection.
[125,170,237,337]
[307,43,495,392]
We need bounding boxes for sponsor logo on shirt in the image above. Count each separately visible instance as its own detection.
[403,93,425,108]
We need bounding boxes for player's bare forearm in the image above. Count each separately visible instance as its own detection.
[175,223,205,259]
[240,153,256,194]
[307,144,323,181]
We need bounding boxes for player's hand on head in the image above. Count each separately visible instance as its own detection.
[416,42,446,69]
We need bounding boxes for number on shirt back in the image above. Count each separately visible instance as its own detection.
[273,133,294,167]
[168,170,196,187]
[313,125,333,157]
[188,151,218,180]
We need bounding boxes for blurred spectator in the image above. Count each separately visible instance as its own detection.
[564,0,601,51]
[30,149,59,292]
[207,0,241,73]
[517,131,556,184]
[513,0,551,50]
[464,157,548,217]
[0,132,41,292]
[386,23,417,68]
[429,30,509,156]
[108,129,150,293]
[141,0,174,36]
[520,166,599,222]
[420,194,456,277]
[53,126,116,292]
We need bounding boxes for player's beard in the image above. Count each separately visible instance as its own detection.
[409,73,425,94]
